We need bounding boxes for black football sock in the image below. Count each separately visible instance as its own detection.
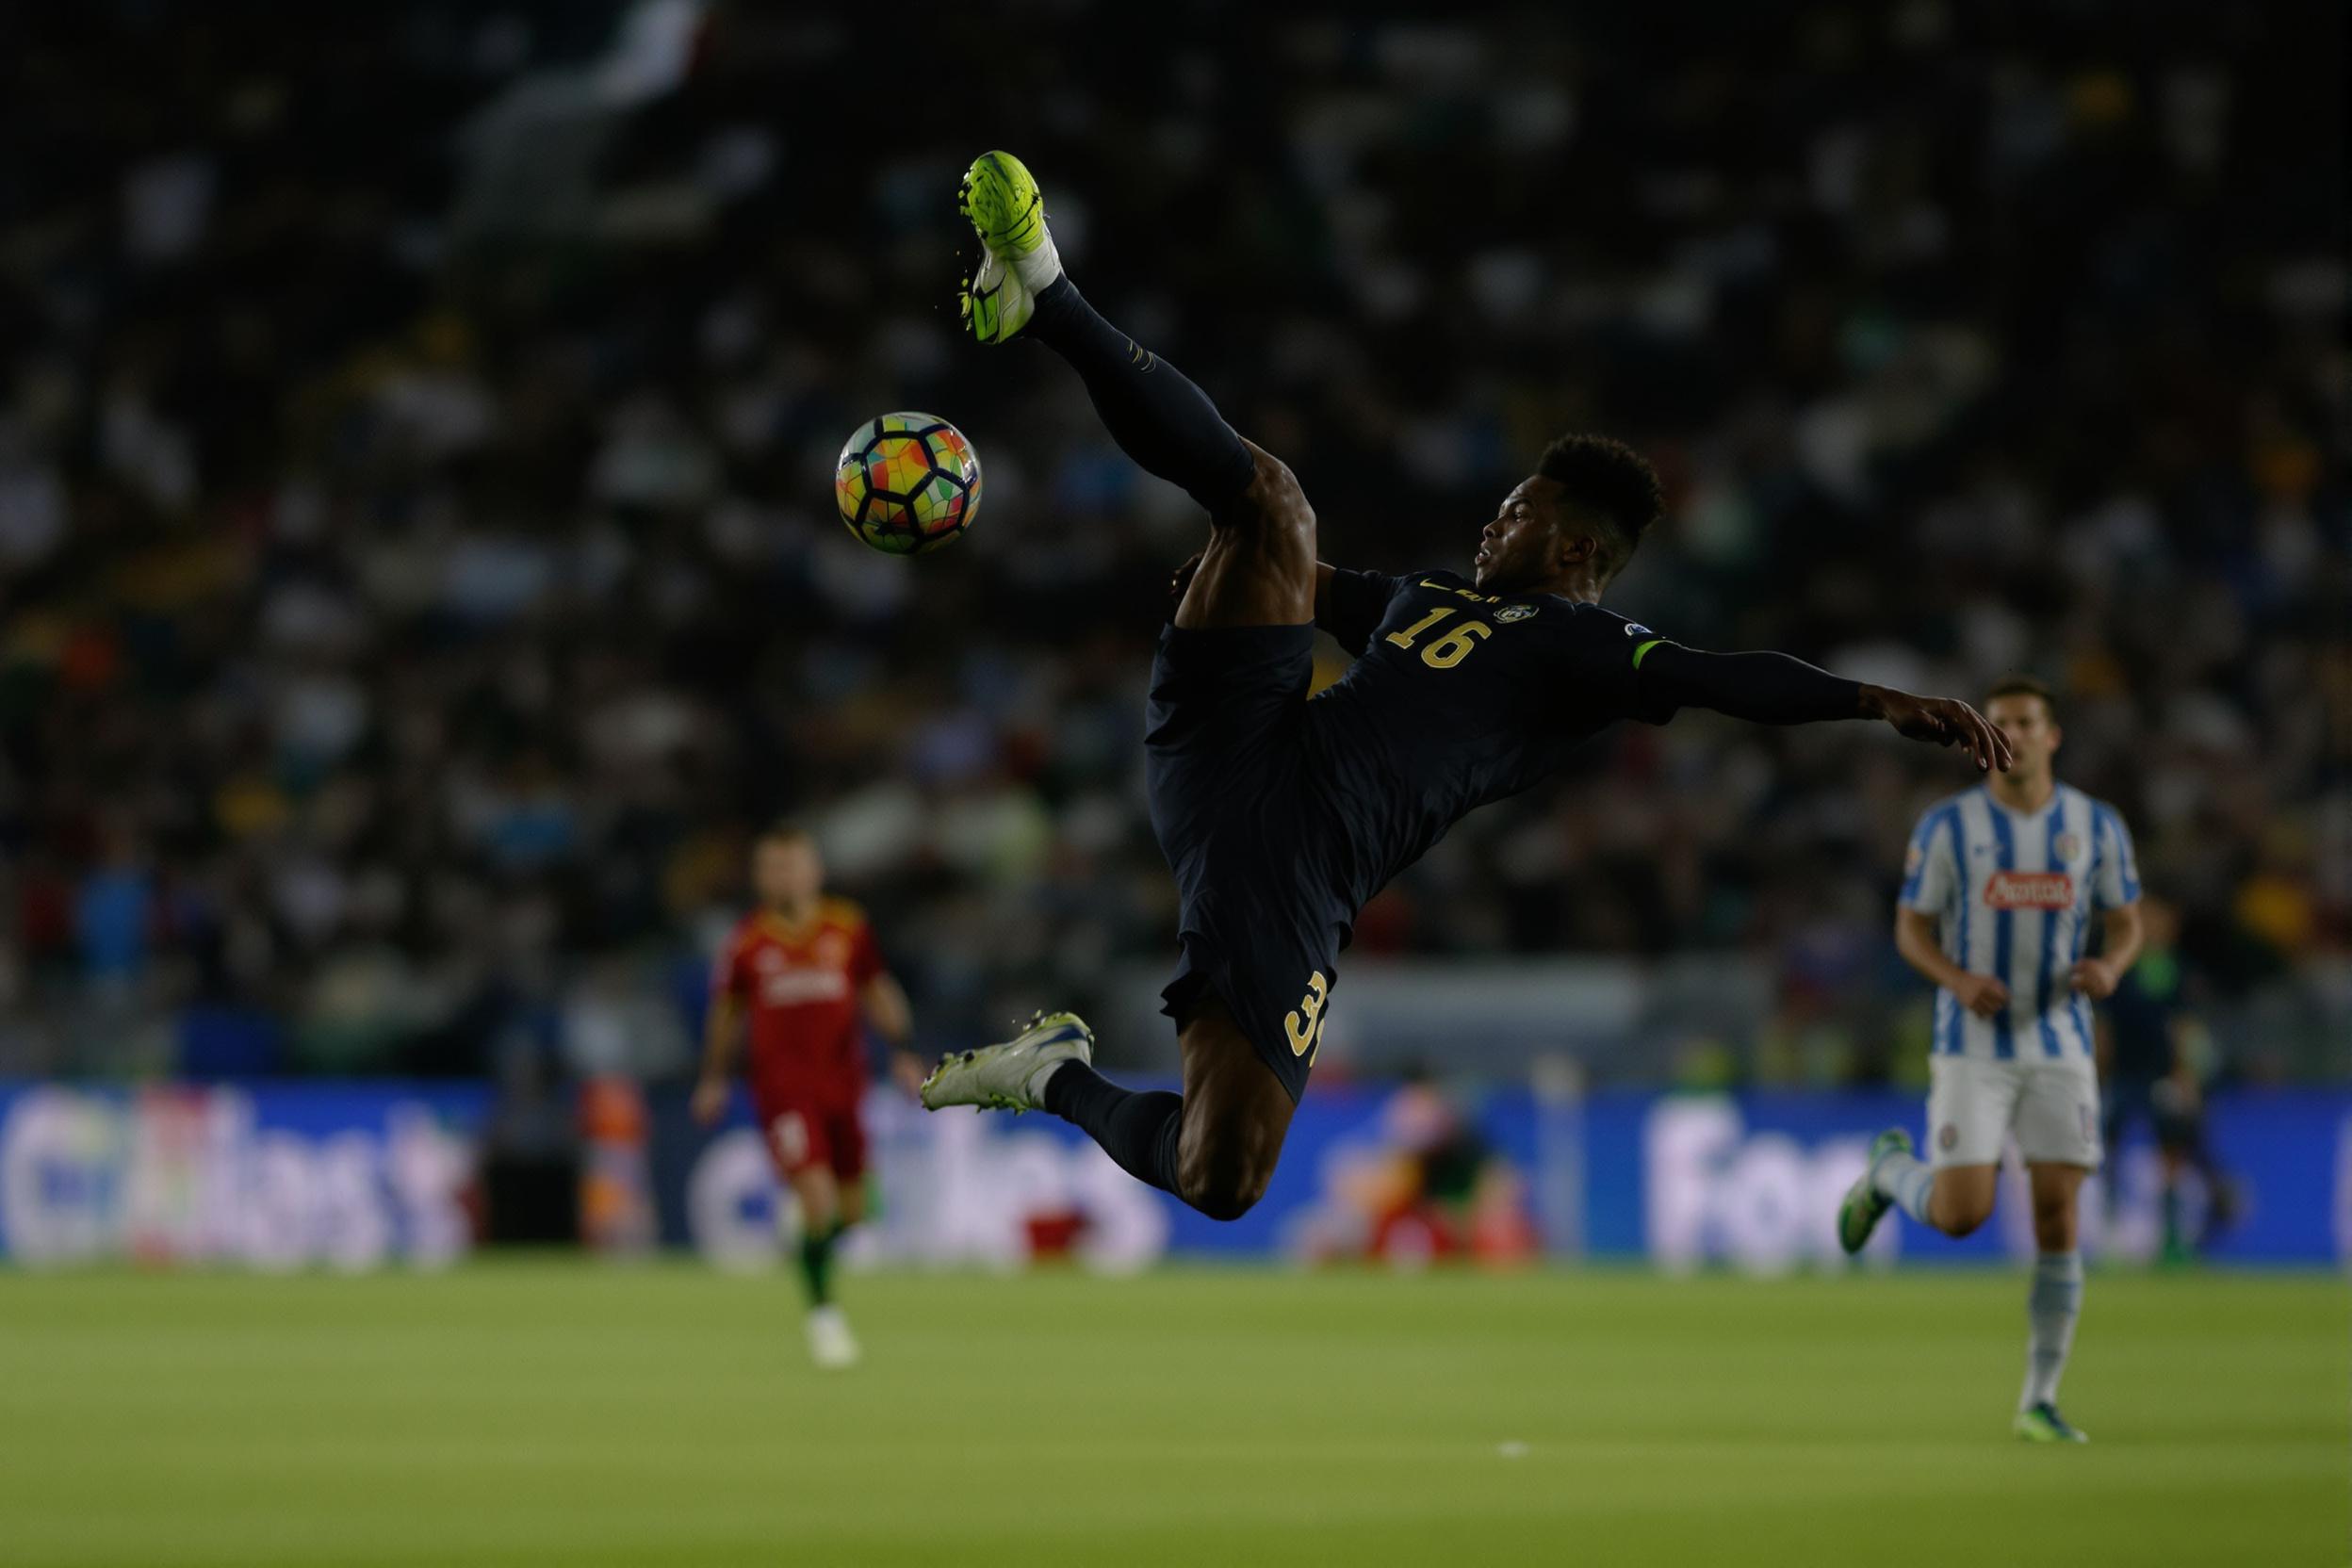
[1026,279,1255,514]
[1041,1060,1184,1197]
[797,1222,840,1309]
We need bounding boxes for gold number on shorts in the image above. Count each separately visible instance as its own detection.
[1283,971,1331,1060]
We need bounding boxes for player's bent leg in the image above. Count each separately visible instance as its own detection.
[1838,1127,1913,1252]
[1170,994,1297,1220]
[1173,440,1317,630]
[1925,1164,1999,1237]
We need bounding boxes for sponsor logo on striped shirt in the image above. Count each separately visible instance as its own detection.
[1983,871,2074,910]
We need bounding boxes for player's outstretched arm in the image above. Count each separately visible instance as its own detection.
[1856,683,2014,772]
[1636,643,2012,772]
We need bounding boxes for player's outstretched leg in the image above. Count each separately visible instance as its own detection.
[922,1012,1187,1198]
[921,1004,1291,1221]
[959,151,1256,518]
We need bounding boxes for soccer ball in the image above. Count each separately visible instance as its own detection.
[833,412,982,555]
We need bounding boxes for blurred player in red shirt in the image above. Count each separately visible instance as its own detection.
[692,824,923,1367]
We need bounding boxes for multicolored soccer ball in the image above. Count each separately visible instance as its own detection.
[833,412,982,555]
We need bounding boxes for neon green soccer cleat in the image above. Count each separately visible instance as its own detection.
[920,1010,1093,1113]
[1838,1127,1911,1255]
[2014,1402,2089,1444]
[957,150,1064,345]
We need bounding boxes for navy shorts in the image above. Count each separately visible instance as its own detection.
[1144,622,1354,1103]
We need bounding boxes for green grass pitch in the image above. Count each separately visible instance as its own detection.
[0,1261,2341,1566]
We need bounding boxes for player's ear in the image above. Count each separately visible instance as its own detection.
[1556,530,1598,569]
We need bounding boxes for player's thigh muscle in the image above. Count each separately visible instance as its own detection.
[1175,439,1316,629]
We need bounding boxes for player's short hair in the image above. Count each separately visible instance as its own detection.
[1985,675,2059,720]
[754,819,813,848]
[1537,433,1663,584]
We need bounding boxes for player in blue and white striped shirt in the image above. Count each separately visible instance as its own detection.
[1838,677,2144,1444]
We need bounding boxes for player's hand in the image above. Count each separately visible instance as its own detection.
[1169,551,1204,605]
[2068,957,2121,1000]
[1953,972,2012,1018]
[890,1051,929,1100]
[1861,687,2013,773]
[690,1078,729,1127]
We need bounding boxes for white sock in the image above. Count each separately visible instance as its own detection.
[1871,1148,1936,1225]
[2020,1250,2084,1411]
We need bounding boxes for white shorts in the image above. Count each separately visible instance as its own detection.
[1926,1056,2102,1170]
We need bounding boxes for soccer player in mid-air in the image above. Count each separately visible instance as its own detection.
[921,150,2012,1228]
[694,825,924,1368]
[1838,678,2144,1442]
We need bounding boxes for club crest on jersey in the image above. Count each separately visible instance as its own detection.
[813,931,851,967]
[754,948,786,972]
[1622,622,1652,637]
[1984,871,2074,909]
[2052,830,2083,862]
[1495,604,1539,624]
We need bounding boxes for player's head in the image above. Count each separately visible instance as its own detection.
[752,822,824,910]
[1475,434,1663,596]
[1984,677,2062,782]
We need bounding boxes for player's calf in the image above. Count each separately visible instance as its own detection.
[1925,1168,1998,1237]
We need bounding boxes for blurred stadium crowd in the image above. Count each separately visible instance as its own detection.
[0,2,2342,1087]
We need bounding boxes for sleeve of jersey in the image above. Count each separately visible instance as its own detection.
[1901,808,1958,913]
[2092,806,2142,908]
[1627,640,1863,726]
[1320,568,1403,655]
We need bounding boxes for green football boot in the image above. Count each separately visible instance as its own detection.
[1838,1127,1912,1255]
[2014,1402,2089,1444]
[920,1011,1093,1113]
[957,150,1064,345]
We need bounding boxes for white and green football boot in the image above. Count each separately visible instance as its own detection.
[920,1010,1093,1113]
[1837,1127,1911,1255]
[2014,1402,2089,1444]
[957,150,1065,345]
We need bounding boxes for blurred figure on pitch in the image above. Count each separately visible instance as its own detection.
[1838,677,2144,1444]
[693,825,925,1369]
[1296,1071,1538,1268]
[2099,895,2235,1264]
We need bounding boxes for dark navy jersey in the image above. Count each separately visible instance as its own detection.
[1305,568,1680,907]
